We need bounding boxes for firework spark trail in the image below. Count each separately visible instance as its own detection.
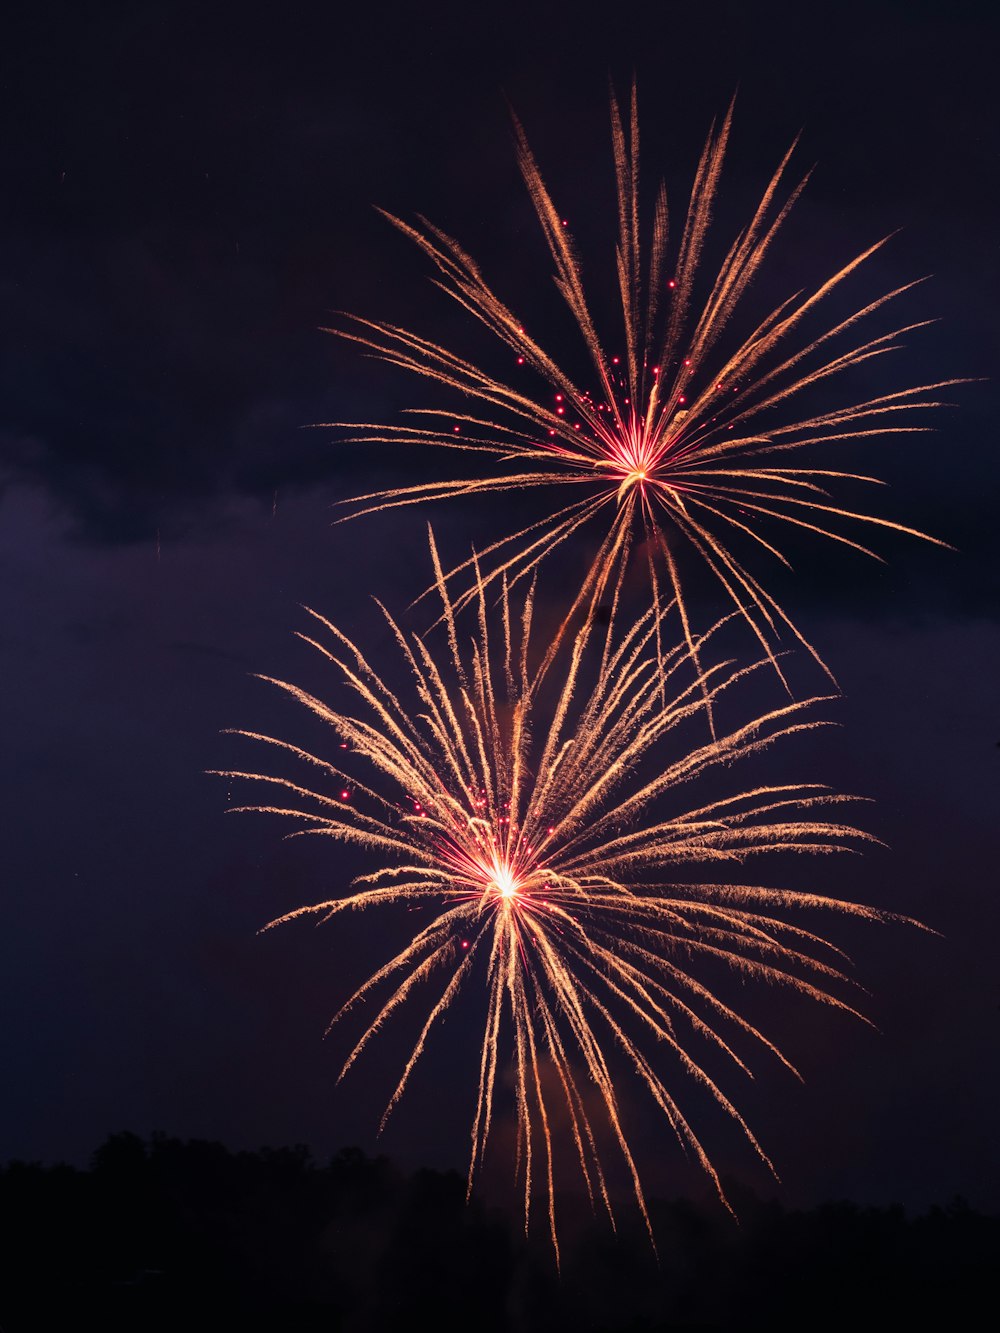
[322,83,966,705]
[213,536,915,1261]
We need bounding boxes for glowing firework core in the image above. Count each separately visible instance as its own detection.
[432,801,535,909]
[488,861,519,901]
[596,410,665,499]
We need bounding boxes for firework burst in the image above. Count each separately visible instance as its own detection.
[325,84,964,699]
[213,538,909,1259]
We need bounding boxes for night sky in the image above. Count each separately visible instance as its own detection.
[2,0,997,1225]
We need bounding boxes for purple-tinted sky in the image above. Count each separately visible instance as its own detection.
[1,0,997,1219]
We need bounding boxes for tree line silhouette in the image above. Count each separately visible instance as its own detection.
[0,1133,995,1330]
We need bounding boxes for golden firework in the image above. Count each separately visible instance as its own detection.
[325,84,963,699]
[213,539,908,1260]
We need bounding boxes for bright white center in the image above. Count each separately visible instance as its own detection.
[491,866,518,899]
